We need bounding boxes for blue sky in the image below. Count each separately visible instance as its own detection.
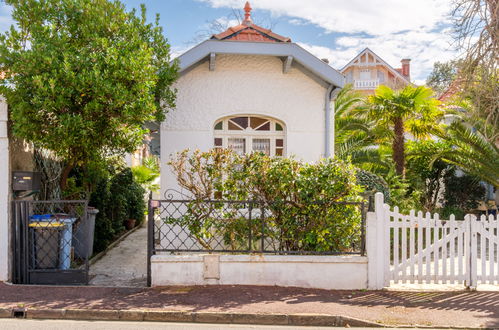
[0,0,459,84]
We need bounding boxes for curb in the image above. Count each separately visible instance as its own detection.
[0,307,383,327]
[0,307,492,328]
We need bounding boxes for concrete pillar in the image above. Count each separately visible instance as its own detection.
[0,97,9,282]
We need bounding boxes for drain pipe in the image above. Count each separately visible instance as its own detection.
[325,85,341,158]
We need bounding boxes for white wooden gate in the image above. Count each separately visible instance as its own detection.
[373,193,499,288]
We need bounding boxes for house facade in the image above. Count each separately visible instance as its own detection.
[160,2,344,196]
[341,48,411,93]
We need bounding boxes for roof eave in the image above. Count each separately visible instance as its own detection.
[175,40,345,88]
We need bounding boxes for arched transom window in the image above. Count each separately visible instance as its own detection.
[214,116,285,156]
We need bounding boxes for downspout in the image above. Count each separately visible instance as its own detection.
[325,85,340,158]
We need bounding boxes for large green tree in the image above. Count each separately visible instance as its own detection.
[0,0,178,189]
[366,85,443,177]
[425,60,458,96]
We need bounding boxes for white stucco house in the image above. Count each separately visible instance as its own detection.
[160,2,344,196]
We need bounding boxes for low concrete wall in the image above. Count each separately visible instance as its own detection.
[151,254,368,290]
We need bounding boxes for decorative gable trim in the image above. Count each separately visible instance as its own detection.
[340,48,411,84]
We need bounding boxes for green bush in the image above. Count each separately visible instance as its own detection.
[168,149,363,253]
[356,169,390,203]
[88,167,146,254]
[442,168,486,215]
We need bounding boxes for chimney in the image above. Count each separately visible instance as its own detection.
[401,59,411,80]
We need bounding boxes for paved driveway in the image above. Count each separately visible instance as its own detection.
[89,225,147,287]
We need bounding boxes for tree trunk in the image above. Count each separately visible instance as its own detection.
[392,116,405,177]
[60,163,74,192]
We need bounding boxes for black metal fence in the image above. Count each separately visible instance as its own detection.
[148,199,366,258]
[11,200,90,285]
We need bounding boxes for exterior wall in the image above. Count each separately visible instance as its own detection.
[0,97,9,281]
[151,254,368,290]
[161,54,329,196]
[343,65,405,94]
[9,136,34,172]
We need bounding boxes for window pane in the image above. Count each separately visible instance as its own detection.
[275,148,283,156]
[252,138,270,155]
[250,117,267,129]
[231,117,248,129]
[275,123,283,131]
[214,121,223,130]
[214,138,222,146]
[228,138,246,155]
[276,139,283,147]
[255,122,270,131]
[228,121,243,130]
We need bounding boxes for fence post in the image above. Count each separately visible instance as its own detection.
[147,196,155,287]
[468,214,478,289]
[367,192,386,289]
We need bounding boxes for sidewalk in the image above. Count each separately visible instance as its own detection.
[1,282,498,328]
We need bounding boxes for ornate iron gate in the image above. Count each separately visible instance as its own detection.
[11,200,90,285]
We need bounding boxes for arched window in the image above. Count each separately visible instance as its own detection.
[213,116,285,156]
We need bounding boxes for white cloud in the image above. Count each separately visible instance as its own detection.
[197,0,452,35]
[198,0,459,82]
[300,28,457,83]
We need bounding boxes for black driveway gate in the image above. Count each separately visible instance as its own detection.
[11,200,89,285]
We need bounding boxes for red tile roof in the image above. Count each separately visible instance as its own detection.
[211,2,291,43]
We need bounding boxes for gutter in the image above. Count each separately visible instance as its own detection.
[325,85,341,158]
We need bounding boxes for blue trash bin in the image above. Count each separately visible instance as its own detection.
[29,214,77,270]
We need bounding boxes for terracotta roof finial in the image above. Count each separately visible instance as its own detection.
[243,1,252,25]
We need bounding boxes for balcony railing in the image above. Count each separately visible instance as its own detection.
[354,79,380,89]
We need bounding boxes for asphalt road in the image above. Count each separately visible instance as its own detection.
[0,319,412,330]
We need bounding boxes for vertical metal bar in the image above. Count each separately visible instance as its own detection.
[248,202,253,252]
[260,203,265,253]
[147,197,154,287]
[11,201,19,284]
[22,201,29,283]
[361,202,366,256]
[84,201,89,285]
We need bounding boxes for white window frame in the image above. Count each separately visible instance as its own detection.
[214,115,286,157]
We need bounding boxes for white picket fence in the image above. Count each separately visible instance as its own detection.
[367,193,499,289]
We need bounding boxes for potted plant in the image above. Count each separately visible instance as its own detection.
[125,218,136,230]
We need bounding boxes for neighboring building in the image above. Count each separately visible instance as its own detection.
[340,48,411,93]
[160,2,344,195]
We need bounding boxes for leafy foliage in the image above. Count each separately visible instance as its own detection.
[89,167,146,253]
[436,121,499,186]
[406,140,453,212]
[132,156,160,192]
[366,85,444,176]
[426,60,458,95]
[441,168,486,218]
[355,169,390,203]
[0,0,178,188]
[168,149,363,252]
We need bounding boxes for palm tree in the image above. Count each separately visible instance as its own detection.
[366,85,443,177]
[334,84,391,174]
[437,121,499,186]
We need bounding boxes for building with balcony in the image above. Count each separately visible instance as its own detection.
[340,48,411,94]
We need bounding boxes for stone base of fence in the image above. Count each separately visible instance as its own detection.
[151,254,368,290]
